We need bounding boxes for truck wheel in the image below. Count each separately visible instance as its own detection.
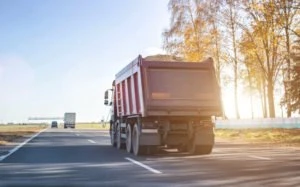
[177,145,187,152]
[126,124,132,153]
[132,124,146,156]
[199,145,213,154]
[110,124,116,147]
[147,146,158,155]
[188,141,200,155]
[116,125,125,149]
[188,140,213,155]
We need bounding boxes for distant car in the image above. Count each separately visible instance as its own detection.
[51,121,58,128]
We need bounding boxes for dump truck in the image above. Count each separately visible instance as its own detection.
[64,112,76,129]
[104,55,223,155]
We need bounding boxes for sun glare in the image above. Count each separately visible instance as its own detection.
[222,87,263,119]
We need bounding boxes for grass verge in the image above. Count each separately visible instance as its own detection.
[75,123,110,130]
[215,128,300,146]
[0,124,46,145]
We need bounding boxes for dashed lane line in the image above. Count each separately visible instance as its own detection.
[88,139,96,144]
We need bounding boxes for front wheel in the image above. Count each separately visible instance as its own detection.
[188,141,213,155]
[116,124,125,149]
[177,145,187,152]
[126,124,132,153]
[199,145,213,154]
[110,123,116,147]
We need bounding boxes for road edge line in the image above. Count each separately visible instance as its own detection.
[0,128,48,162]
[125,157,162,174]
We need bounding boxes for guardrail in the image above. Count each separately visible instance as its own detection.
[215,118,300,129]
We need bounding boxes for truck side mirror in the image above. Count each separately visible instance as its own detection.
[104,90,109,100]
[104,89,112,106]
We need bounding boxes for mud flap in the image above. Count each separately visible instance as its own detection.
[139,133,161,146]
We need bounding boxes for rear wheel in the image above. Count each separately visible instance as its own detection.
[188,142,200,155]
[126,124,132,153]
[177,145,187,152]
[132,124,146,156]
[147,146,158,155]
[188,138,213,155]
[199,145,213,154]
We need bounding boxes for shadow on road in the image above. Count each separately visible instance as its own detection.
[1,131,300,186]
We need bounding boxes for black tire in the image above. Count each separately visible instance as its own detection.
[147,146,158,155]
[177,145,187,152]
[116,124,125,149]
[189,141,213,155]
[199,145,213,154]
[110,124,116,147]
[132,124,146,156]
[126,124,132,153]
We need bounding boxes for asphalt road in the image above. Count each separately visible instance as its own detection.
[0,128,300,187]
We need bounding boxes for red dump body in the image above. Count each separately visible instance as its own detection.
[114,55,222,118]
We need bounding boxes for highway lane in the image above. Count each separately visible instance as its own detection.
[0,128,300,186]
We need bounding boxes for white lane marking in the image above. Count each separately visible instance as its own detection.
[0,128,48,162]
[125,157,162,174]
[88,139,96,144]
[75,134,80,136]
[248,155,271,160]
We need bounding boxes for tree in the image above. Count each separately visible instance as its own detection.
[282,67,300,114]
[241,0,284,118]
[282,37,300,114]
[163,0,210,62]
[221,0,241,119]
[240,34,269,118]
[275,0,300,116]
[203,0,224,84]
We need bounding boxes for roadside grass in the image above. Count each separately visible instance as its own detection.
[215,129,300,145]
[0,124,47,145]
[75,123,110,130]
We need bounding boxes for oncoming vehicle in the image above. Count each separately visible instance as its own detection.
[51,121,58,128]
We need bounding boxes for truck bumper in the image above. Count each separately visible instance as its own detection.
[64,124,75,128]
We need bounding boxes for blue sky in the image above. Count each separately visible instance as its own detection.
[0,0,169,122]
